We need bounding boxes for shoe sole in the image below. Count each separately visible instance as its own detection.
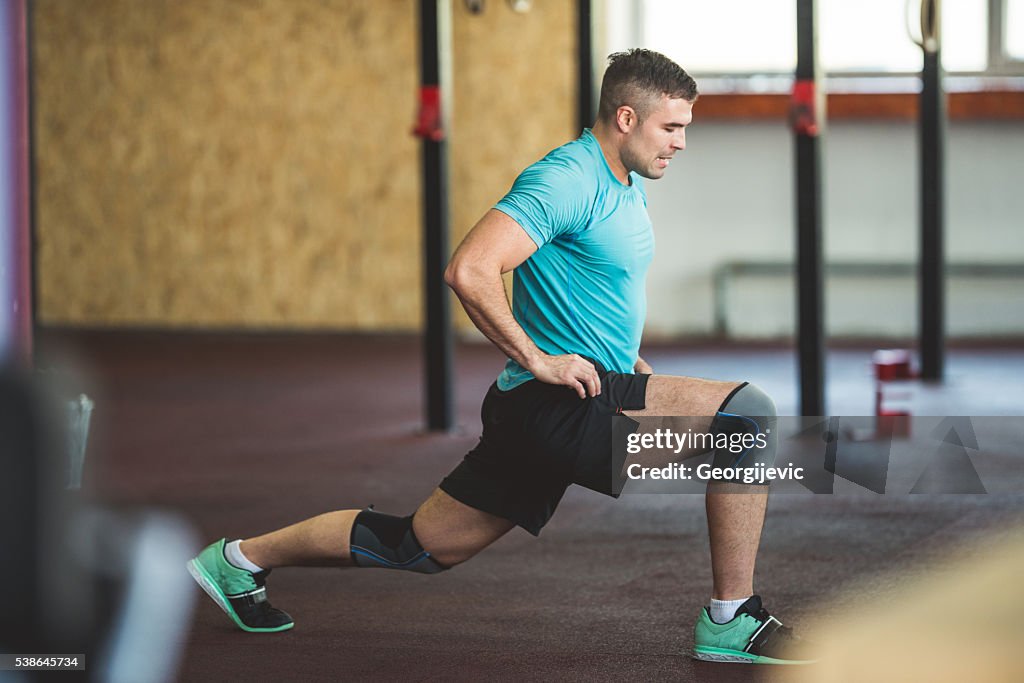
[693,646,815,665]
[187,559,294,633]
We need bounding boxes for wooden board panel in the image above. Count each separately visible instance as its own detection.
[34,0,421,329]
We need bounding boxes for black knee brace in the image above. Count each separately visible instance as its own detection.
[709,382,778,483]
[349,509,448,574]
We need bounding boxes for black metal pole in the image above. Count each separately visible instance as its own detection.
[577,0,594,130]
[792,0,826,416]
[919,0,945,381]
[417,0,453,431]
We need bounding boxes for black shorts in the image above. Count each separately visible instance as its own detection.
[438,365,649,536]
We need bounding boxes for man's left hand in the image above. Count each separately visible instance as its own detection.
[634,357,653,375]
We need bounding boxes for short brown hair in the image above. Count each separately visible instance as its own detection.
[597,49,698,124]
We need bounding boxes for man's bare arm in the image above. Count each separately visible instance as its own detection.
[444,209,600,399]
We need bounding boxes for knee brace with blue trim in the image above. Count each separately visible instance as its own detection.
[349,509,448,574]
[708,382,778,482]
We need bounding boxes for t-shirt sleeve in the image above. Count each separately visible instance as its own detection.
[494,159,590,248]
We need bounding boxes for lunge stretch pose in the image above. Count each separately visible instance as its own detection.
[188,49,812,665]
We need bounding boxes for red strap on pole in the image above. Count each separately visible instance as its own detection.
[790,79,819,137]
[412,85,444,141]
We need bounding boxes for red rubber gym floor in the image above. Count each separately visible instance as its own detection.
[41,330,1024,682]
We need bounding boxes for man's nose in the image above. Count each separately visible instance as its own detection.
[672,130,686,151]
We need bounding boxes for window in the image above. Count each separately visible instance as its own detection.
[607,0,1022,78]
[1004,0,1024,59]
[639,1,796,74]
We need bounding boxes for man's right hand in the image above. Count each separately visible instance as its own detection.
[529,353,601,399]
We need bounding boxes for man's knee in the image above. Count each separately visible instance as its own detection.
[720,382,776,420]
[349,509,449,574]
[710,382,778,474]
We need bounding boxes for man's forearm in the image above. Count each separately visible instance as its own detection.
[448,271,542,371]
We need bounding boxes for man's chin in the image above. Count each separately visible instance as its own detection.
[638,168,665,180]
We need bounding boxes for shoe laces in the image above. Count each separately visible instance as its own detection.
[752,607,797,641]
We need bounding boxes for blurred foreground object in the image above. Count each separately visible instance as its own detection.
[0,368,196,683]
[787,528,1024,683]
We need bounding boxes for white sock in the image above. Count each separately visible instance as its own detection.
[224,539,264,573]
[709,596,750,624]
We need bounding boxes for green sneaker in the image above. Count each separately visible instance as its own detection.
[693,595,815,664]
[187,539,294,633]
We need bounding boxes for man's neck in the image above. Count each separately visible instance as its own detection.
[590,122,630,185]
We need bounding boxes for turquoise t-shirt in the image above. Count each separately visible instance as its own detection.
[494,128,655,390]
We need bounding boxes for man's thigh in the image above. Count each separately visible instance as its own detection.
[412,488,515,566]
[622,375,743,465]
[625,374,741,418]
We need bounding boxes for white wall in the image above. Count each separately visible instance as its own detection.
[642,120,1024,339]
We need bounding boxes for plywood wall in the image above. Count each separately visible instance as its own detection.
[33,0,575,331]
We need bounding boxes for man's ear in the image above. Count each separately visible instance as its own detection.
[615,105,638,133]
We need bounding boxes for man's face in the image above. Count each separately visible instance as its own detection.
[621,96,693,180]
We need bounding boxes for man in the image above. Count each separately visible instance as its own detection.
[188,49,812,665]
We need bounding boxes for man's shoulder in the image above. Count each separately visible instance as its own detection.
[526,134,600,184]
